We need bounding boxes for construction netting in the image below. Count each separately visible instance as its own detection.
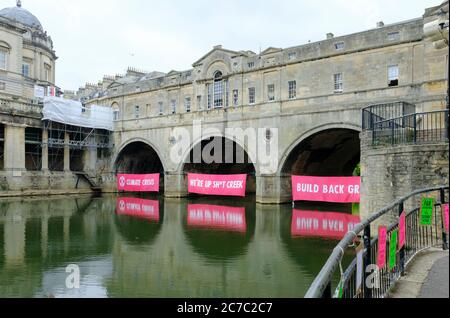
[43,97,114,131]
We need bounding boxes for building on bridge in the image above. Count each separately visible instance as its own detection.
[0,1,448,219]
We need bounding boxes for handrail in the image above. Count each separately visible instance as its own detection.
[362,101,416,130]
[305,185,449,298]
[362,101,415,112]
[373,109,449,126]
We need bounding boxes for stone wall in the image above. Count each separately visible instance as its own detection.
[360,130,449,220]
[0,171,94,197]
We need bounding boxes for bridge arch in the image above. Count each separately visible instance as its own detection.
[278,123,361,175]
[179,134,257,196]
[278,123,361,176]
[114,139,165,191]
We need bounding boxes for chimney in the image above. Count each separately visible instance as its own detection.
[377,21,384,28]
[213,45,223,50]
[326,33,334,39]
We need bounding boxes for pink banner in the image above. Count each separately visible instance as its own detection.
[291,210,361,240]
[188,173,247,197]
[187,204,246,233]
[117,174,160,192]
[377,226,388,269]
[399,211,406,249]
[292,176,360,203]
[444,204,449,233]
[116,197,160,221]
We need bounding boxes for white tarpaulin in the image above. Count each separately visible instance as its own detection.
[43,97,114,131]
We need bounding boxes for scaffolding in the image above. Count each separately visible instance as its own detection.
[44,120,112,150]
[25,127,42,171]
[43,120,113,172]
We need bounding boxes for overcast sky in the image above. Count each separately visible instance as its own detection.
[0,0,441,90]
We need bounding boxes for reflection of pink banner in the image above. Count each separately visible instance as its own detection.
[188,173,247,197]
[116,197,160,221]
[291,210,361,240]
[117,174,160,192]
[377,226,387,269]
[444,204,449,232]
[399,212,406,249]
[292,176,360,203]
[187,204,246,233]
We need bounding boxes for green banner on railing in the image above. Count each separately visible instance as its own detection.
[389,230,398,271]
[420,198,435,226]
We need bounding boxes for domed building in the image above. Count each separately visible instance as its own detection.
[0,0,57,101]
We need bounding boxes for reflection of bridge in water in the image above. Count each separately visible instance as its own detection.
[0,195,357,298]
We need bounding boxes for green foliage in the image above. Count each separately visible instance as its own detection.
[353,163,361,176]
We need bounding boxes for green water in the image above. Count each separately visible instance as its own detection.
[0,194,358,298]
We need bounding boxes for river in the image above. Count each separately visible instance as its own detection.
[0,194,359,298]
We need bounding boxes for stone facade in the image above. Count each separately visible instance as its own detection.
[360,131,449,220]
[0,2,57,102]
[79,3,448,205]
[0,1,448,207]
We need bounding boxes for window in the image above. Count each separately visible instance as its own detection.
[112,103,120,121]
[334,73,343,93]
[197,95,202,110]
[267,84,275,101]
[334,42,345,50]
[288,81,296,99]
[134,106,140,119]
[185,97,191,113]
[248,87,256,104]
[233,89,239,106]
[0,49,7,70]
[213,71,224,108]
[387,32,400,41]
[44,63,51,82]
[113,110,120,121]
[288,52,297,61]
[158,102,164,115]
[388,65,399,86]
[171,100,177,114]
[0,82,5,90]
[22,62,31,77]
[207,71,228,109]
[248,61,255,68]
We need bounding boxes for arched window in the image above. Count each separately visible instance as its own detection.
[111,102,120,121]
[207,71,229,109]
[213,71,223,108]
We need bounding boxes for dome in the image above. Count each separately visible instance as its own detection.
[0,2,43,31]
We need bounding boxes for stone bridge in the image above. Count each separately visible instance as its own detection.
[111,101,362,205]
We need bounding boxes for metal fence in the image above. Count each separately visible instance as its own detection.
[362,102,416,130]
[372,110,449,146]
[305,186,449,298]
